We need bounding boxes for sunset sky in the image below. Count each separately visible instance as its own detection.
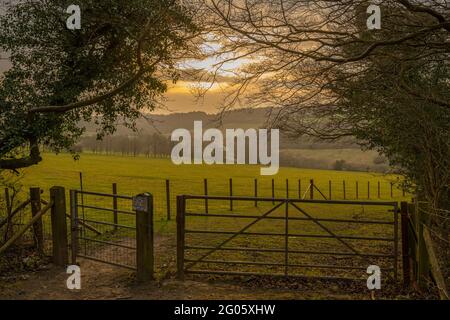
[0,51,242,115]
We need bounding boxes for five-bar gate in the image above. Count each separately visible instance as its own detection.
[177,195,399,282]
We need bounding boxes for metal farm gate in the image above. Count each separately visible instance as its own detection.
[177,195,399,282]
[70,190,154,281]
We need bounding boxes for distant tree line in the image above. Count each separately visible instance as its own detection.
[74,133,173,157]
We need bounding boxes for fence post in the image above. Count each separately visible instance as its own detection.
[254,179,258,207]
[417,200,430,289]
[378,181,381,199]
[310,179,314,200]
[135,193,154,282]
[112,183,118,231]
[3,188,12,241]
[356,181,359,199]
[203,179,209,214]
[286,179,289,199]
[343,181,346,200]
[271,179,275,204]
[400,202,411,287]
[229,178,233,211]
[50,186,68,266]
[328,181,332,200]
[166,179,171,220]
[176,196,185,280]
[298,179,301,199]
[368,181,370,199]
[390,182,394,198]
[30,187,44,255]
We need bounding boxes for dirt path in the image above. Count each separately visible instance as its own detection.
[0,258,376,300]
[0,236,410,300]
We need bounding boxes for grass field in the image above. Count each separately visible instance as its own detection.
[10,152,409,281]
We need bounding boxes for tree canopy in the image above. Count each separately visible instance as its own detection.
[0,0,200,170]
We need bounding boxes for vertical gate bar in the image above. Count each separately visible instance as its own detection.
[177,196,185,280]
[70,190,79,265]
[271,179,275,204]
[367,181,370,199]
[254,179,258,207]
[400,202,410,287]
[166,179,171,220]
[30,187,44,255]
[229,178,233,211]
[310,179,314,200]
[112,183,118,231]
[204,179,208,214]
[390,182,393,198]
[393,202,399,282]
[285,200,289,276]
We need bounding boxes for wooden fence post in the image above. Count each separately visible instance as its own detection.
[166,179,171,220]
[328,181,332,200]
[135,193,154,282]
[310,179,314,200]
[390,182,394,198]
[286,179,289,199]
[176,196,185,280]
[254,179,258,207]
[271,179,275,204]
[400,202,411,287]
[343,180,346,200]
[3,188,12,241]
[112,183,118,231]
[50,186,68,266]
[204,179,208,214]
[367,181,370,199]
[356,181,359,199]
[30,187,44,255]
[417,200,430,289]
[298,179,301,199]
[378,181,381,199]
[229,178,233,211]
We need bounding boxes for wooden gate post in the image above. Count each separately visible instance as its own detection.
[254,179,258,207]
[135,193,154,282]
[166,179,171,220]
[50,186,68,266]
[310,179,314,200]
[417,200,430,289]
[229,178,233,211]
[400,202,411,287]
[204,179,209,214]
[30,187,44,255]
[271,179,275,204]
[176,196,186,280]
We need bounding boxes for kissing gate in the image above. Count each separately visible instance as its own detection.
[176,195,399,282]
[70,189,154,281]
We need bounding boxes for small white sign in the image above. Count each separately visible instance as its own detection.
[133,195,148,212]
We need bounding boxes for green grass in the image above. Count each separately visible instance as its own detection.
[14,153,408,279]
